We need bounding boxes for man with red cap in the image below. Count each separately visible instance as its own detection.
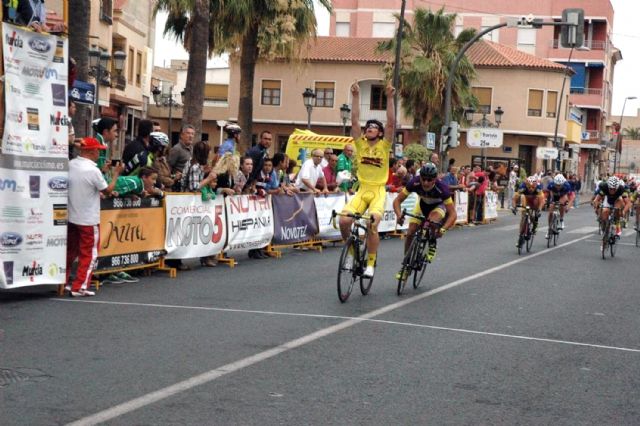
[66,137,122,297]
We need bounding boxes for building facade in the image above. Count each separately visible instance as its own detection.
[329,0,621,181]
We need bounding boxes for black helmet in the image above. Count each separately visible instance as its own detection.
[419,162,438,179]
[365,119,384,136]
[148,132,169,152]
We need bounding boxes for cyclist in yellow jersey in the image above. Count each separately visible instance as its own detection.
[339,81,396,278]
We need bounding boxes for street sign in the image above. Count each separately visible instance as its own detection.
[536,147,559,160]
[425,132,436,150]
[466,127,503,148]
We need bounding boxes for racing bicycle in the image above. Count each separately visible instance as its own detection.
[546,201,564,248]
[514,205,537,255]
[396,209,440,295]
[331,210,374,303]
[601,206,620,259]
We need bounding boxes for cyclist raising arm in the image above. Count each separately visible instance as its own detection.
[593,176,631,237]
[338,81,395,278]
[393,163,457,278]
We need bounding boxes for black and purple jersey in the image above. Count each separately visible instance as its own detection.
[402,177,453,213]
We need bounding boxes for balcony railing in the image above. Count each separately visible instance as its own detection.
[551,39,607,50]
[357,102,387,124]
[570,87,602,96]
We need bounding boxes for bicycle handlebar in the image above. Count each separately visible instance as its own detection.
[400,209,442,227]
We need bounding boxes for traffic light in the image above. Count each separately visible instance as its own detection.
[441,121,460,149]
[561,9,584,48]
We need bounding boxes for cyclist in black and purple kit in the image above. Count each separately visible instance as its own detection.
[392,163,457,279]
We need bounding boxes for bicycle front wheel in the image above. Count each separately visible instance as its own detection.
[337,237,356,303]
[547,218,555,249]
[397,238,418,295]
[413,239,429,289]
[526,218,535,253]
[359,242,373,296]
[601,223,609,259]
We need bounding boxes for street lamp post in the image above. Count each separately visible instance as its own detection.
[152,81,182,143]
[615,95,637,174]
[88,47,126,121]
[340,103,351,136]
[465,106,504,169]
[302,88,316,130]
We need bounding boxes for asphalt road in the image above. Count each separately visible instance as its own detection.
[2,206,640,425]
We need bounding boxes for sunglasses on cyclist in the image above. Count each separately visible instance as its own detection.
[366,124,380,130]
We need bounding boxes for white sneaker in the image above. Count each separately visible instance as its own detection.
[363,266,375,277]
[343,254,353,270]
[559,221,565,230]
[70,289,95,297]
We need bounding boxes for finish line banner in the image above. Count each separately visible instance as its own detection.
[96,197,165,272]
[164,193,226,259]
[271,192,318,245]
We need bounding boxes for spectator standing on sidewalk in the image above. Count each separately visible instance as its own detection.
[323,154,341,192]
[168,124,195,187]
[93,117,119,173]
[507,165,519,209]
[569,174,582,208]
[296,148,328,194]
[443,166,464,191]
[246,131,272,187]
[337,143,354,192]
[66,138,122,297]
[213,153,240,196]
[218,123,241,156]
[122,119,153,166]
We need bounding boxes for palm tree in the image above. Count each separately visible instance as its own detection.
[156,0,331,151]
[221,0,331,152]
[69,0,91,137]
[623,126,640,140]
[154,0,217,140]
[377,8,477,140]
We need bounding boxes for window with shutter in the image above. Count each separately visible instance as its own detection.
[471,87,492,114]
[261,80,281,106]
[315,82,335,108]
[528,89,543,117]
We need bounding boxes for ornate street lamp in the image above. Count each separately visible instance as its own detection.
[302,88,316,130]
[340,103,351,136]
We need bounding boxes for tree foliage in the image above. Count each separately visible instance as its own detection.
[377,8,477,137]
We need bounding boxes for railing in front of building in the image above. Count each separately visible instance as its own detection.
[551,39,607,51]
[358,102,387,124]
[570,87,603,96]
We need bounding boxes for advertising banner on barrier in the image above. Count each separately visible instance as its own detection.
[314,194,346,240]
[455,191,469,225]
[379,192,402,232]
[484,191,498,220]
[164,193,226,259]
[96,197,165,271]
[224,195,274,251]
[0,24,69,289]
[271,192,318,245]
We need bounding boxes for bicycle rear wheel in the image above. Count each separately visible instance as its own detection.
[337,237,356,303]
[610,223,617,258]
[547,217,555,248]
[359,242,373,296]
[413,239,429,289]
[397,238,418,295]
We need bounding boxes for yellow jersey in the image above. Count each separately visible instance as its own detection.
[355,136,391,186]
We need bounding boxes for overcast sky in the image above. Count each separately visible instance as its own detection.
[154,0,637,116]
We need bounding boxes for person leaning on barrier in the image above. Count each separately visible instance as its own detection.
[295,148,328,195]
[213,153,240,196]
[272,153,298,196]
[337,143,355,192]
[111,167,164,199]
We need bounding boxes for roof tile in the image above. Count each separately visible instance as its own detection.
[303,37,566,73]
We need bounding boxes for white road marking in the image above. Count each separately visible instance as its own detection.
[623,229,635,237]
[567,226,599,234]
[586,239,638,247]
[494,224,520,231]
[62,234,593,426]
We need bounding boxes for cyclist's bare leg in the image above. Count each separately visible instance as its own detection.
[339,216,354,241]
[559,195,569,219]
[600,207,610,224]
[519,195,528,234]
[366,213,381,259]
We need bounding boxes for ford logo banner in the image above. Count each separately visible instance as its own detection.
[48,176,68,191]
[0,232,23,247]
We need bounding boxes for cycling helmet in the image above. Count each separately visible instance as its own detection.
[148,132,169,152]
[553,174,566,185]
[419,162,438,179]
[607,176,619,189]
[526,176,537,186]
[365,119,384,136]
[224,123,242,136]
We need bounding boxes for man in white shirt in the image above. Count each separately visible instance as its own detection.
[507,164,519,209]
[295,148,328,194]
[66,137,122,297]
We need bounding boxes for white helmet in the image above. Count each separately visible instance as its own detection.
[526,176,537,186]
[553,174,566,185]
[607,176,619,189]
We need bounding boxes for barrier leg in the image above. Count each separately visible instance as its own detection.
[57,284,64,296]
[264,244,282,258]
[217,252,236,268]
[156,258,177,278]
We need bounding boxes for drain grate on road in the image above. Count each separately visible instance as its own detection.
[0,367,50,387]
